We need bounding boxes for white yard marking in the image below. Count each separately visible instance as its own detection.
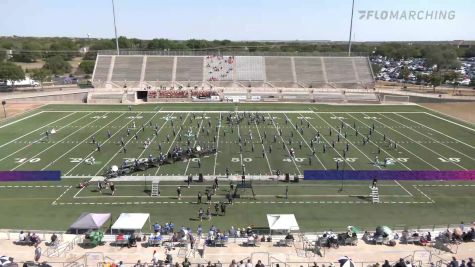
[302,112,356,170]
[330,113,411,171]
[351,113,440,170]
[253,116,273,174]
[396,113,475,155]
[0,112,92,163]
[51,186,73,205]
[0,110,44,129]
[424,111,475,134]
[393,180,413,197]
[213,113,222,176]
[0,112,76,149]
[382,113,469,169]
[184,114,206,176]
[10,112,106,170]
[268,113,301,175]
[412,185,435,203]
[154,113,190,176]
[284,114,326,170]
[53,112,129,173]
[94,111,162,176]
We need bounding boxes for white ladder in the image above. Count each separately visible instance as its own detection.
[371,187,380,203]
[151,181,160,197]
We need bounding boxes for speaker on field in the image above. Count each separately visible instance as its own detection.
[285,173,290,182]
[198,173,203,182]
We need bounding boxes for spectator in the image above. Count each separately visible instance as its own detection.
[382,260,391,267]
[19,231,26,241]
[467,258,473,267]
[395,258,406,267]
[34,243,42,263]
[451,257,459,267]
[229,260,237,267]
[239,260,245,267]
[134,260,143,267]
[246,259,253,267]
[255,260,265,267]
[183,258,191,267]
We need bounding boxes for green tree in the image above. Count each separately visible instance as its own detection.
[31,68,51,89]
[0,62,25,89]
[429,73,442,92]
[79,60,95,74]
[43,55,71,75]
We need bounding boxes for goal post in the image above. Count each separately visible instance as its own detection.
[382,95,410,103]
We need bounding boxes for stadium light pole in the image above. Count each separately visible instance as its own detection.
[111,0,120,55]
[348,0,355,56]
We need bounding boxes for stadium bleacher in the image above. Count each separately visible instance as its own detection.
[111,56,143,84]
[264,57,295,86]
[92,55,374,89]
[175,56,204,83]
[144,56,174,83]
[235,56,265,81]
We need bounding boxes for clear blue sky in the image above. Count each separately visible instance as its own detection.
[0,0,473,41]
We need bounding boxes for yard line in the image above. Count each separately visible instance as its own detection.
[253,116,273,175]
[212,113,222,176]
[395,113,475,156]
[0,110,44,129]
[236,119,244,169]
[154,113,190,176]
[94,111,162,176]
[183,114,206,176]
[0,112,76,149]
[349,113,440,170]
[134,112,173,160]
[0,112,91,163]
[268,112,301,175]
[412,185,435,203]
[302,112,356,171]
[50,112,128,173]
[10,113,106,170]
[393,180,413,197]
[284,114,326,170]
[326,112,411,171]
[424,111,475,134]
[380,113,469,169]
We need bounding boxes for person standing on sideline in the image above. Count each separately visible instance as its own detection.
[177,186,182,200]
[197,191,202,204]
[110,182,116,195]
[285,186,289,199]
[34,243,42,263]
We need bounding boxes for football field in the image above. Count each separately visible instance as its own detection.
[0,103,474,231]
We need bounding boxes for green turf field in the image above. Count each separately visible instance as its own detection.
[0,103,474,232]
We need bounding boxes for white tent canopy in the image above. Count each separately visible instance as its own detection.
[111,213,150,231]
[69,212,111,230]
[267,214,299,231]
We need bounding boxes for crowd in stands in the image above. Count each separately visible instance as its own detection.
[158,90,189,98]
[206,55,234,81]
[191,90,219,98]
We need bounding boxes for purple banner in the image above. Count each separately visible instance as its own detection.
[304,170,475,181]
[0,171,61,182]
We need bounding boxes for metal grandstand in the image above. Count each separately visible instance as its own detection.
[92,51,375,89]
